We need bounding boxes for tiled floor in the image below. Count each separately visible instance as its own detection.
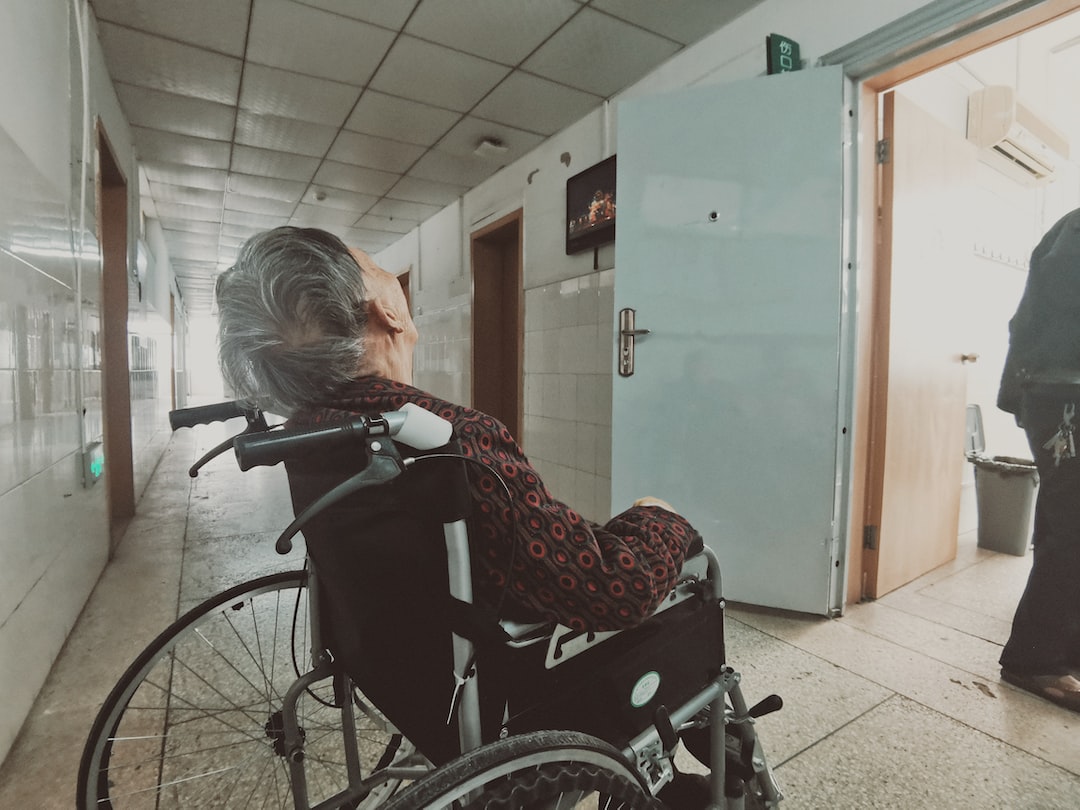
[1,419,1078,808]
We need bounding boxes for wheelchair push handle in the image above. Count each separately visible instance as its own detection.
[169,400,251,430]
[234,402,452,471]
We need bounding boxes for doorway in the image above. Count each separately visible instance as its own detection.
[852,2,1080,602]
[97,122,135,549]
[470,210,523,441]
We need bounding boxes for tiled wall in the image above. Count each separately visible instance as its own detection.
[0,121,111,764]
[522,269,615,522]
[413,303,471,409]
[0,0,172,766]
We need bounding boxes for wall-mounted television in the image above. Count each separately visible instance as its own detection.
[565,155,616,255]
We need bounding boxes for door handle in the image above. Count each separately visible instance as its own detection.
[618,308,651,377]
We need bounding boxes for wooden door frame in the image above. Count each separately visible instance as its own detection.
[96,120,135,548]
[470,209,524,441]
[848,0,1080,605]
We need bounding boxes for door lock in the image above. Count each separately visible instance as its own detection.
[618,308,651,377]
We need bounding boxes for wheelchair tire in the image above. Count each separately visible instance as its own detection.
[76,570,411,809]
[378,730,665,809]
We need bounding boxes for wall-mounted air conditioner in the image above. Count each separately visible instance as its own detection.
[967,86,1070,185]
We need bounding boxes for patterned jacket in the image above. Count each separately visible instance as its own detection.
[292,376,700,632]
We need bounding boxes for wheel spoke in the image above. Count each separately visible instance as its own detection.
[78,571,415,810]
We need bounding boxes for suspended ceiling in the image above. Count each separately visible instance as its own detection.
[89,0,766,314]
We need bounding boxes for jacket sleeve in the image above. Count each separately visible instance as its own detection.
[456,412,699,632]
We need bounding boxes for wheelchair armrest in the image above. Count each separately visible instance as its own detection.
[499,618,556,648]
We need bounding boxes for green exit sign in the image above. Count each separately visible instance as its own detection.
[766,34,801,74]
[84,442,105,487]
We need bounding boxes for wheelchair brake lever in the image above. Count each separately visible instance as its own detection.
[274,439,406,554]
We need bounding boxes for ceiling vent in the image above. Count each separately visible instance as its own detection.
[967,86,1070,185]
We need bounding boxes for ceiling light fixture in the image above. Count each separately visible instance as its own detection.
[474,137,509,158]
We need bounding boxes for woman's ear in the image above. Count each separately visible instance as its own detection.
[369,298,406,334]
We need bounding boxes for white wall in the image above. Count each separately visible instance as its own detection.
[0,0,181,765]
[375,0,936,520]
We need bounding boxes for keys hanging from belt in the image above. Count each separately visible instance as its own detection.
[1043,402,1077,466]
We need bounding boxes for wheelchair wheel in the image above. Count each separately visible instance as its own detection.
[77,570,411,809]
[379,730,665,810]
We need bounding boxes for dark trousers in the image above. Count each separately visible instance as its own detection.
[999,396,1080,675]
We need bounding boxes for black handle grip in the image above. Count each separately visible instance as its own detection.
[748,694,783,719]
[169,401,248,431]
[234,415,379,471]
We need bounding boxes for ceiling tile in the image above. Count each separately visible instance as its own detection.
[223,209,291,229]
[142,162,228,191]
[224,193,297,217]
[522,7,681,97]
[297,0,417,30]
[436,116,545,160]
[131,127,232,168]
[290,203,364,229]
[90,0,250,57]
[340,227,398,251]
[230,145,321,182]
[161,231,220,250]
[239,64,360,126]
[387,175,468,207]
[234,110,338,157]
[327,130,426,174]
[97,23,242,105]
[154,201,224,223]
[407,150,499,187]
[168,241,220,262]
[116,83,236,141]
[218,235,249,254]
[345,90,461,147]
[164,222,221,237]
[472,72,601,136]
[227,172,308,201]
[356,213,416,234]
[301,187,380,212]
[368,36,511,112]
[591,0,765,46]
[405,0,581,65]
[313,160,401,196]
[247,0,395,83]
[148,182,225,209]
[173,258,219,271]
[369,198,443,222]
[221,223,264,240]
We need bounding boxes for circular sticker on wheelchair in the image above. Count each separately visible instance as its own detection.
[630,671,661,708]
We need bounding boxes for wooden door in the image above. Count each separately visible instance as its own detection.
[97,123,135,548]
[864,91,977,597]
[471,210,523,441]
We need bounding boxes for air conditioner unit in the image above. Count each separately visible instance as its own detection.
[967,86,1070,185]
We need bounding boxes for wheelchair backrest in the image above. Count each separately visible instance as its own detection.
[286,436,479,765]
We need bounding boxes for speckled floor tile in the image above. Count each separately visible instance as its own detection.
[774,694,1080,809]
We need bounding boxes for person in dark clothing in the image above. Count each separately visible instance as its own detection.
[997,207,1080,713]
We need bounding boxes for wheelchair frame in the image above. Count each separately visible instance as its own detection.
[77,402,783,810]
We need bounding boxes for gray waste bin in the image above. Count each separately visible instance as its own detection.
[971,455,1038,556]
[965,405,1038,557]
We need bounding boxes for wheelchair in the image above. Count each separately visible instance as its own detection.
[77,401,784,809]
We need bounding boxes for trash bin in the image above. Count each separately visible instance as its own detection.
[971,456,1038,556]
[966,405,1038,556]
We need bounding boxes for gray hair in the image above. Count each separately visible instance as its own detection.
[216,227,369,414]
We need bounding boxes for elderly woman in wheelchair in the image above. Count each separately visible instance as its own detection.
[77,227,782,809]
